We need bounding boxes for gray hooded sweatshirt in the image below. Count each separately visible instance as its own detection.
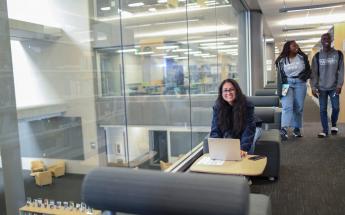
[311,48,344,91]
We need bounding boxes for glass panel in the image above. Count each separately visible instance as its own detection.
[119,0,192,168]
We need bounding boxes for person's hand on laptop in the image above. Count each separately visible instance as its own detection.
[240,150,247,158]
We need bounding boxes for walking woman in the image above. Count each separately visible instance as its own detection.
[276,40,311,140]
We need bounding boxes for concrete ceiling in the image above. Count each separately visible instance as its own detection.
[256,0,345,50]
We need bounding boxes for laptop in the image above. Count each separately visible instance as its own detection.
[208,138,242,161]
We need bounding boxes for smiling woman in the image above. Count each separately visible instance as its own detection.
[209,79,257,154]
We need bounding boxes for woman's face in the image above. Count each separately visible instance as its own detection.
[222,82,236,104]
[289,41,298,55]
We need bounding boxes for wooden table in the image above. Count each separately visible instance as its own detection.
[190,154,267,176]
[19,205,102,215]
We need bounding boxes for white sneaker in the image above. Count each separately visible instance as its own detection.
[331,127,338,135]
[318,132,328,138]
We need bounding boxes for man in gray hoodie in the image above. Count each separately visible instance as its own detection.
[311,33,344,138]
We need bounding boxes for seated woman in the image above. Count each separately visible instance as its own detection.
[206,78,257,156]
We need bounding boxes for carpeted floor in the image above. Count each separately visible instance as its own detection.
[251,95,345,215]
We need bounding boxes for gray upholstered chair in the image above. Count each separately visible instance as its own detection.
[82,167,271,215]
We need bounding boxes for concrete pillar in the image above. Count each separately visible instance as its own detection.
[249,10,264,94]
[238,11,250,95]
[0,0,26,214]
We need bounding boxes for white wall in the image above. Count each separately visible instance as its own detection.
[8,0,100,172]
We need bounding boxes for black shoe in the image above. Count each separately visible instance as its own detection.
[293,128,303,137]
[318,132,328,138]
[280,128,288,141]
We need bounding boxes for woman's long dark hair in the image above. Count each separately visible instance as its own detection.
[275,40,307,66]
[216,79,247,137]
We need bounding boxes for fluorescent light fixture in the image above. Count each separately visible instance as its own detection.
[296,37,320,44]
[218,49,237,53]
[200,42,225,46]
[279,2,345,13]
[202,55,217,58]
[172,49,192,52]
[136,25,233,38]
[98,5,230,22]
[164,55,179,58]
[100,7,111,11]
[265,38,274,42]
[156,45,179,50]
[128,2,144,7]
[148,8,157,12]
[299,44,316,49]
[200,45,238,50]
[117,49,137,53]
[282,25,332,32]
[126,24,152,29]
[136,51,154,55]
[280,14,345,26]
[283,30,327,37]
[154,19,199,26]
[157,0,167,3]
[181,37,238,44]
[151,53,167,57]
[186,51,202,55]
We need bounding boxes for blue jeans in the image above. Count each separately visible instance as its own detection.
[318,89,340,134]
[281,78,307,129]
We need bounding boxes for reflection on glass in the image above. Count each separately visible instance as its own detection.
[6,0,242,175]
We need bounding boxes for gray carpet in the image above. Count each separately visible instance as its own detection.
[251,95,345,215]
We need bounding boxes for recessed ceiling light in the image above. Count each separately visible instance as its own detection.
[148,8,157,12]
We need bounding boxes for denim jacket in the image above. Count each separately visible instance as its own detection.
[210,100,256,152]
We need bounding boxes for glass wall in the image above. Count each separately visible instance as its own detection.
[0,0,248,212]
[1,1,247,207]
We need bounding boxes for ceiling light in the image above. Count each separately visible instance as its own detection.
[157,0,167,3]
[181,37,238,44]
[117,49,137,53]
[200,42,225,46]
[151,53,167,57]
[295,38,320,44]
[283,30,327,37]
[100,7,111,11]
[164,55,179,58]
[136,51,154,55]
[148,8,157,12]
[282,25,332,32]
[172,49,192,52]
[280,14,345,26]
[128,2,144,7]
[156,46,179,50]
[98,5,230,22]
[279,2,345,13]
[136,25,233,38]
[265,38,274,42]
[202,55,217,58]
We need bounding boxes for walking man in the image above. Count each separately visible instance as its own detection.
[310,33,344,138]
